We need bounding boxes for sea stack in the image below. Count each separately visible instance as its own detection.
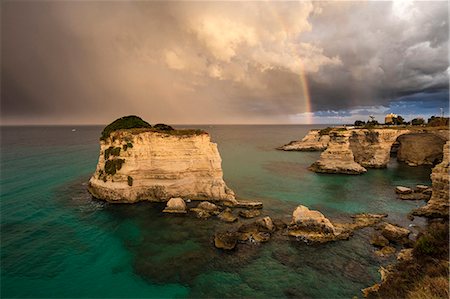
[87,116,236,204]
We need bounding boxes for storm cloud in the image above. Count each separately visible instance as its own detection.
[1,1,448,124]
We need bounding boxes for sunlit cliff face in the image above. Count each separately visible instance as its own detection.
[1,1,448,125]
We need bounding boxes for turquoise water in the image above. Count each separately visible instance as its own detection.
[1,125,432,298]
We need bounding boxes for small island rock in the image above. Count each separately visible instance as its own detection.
[163,197,187,214]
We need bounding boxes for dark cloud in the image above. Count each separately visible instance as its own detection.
[1,1,448,124]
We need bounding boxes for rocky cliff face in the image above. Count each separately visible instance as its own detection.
[308,131,367,174]
[88,129,236,204]
[278,130,329,151]
[413,141,449,218]
[304,128,448,174]
[397,133,446,166]
[349,129,410,168]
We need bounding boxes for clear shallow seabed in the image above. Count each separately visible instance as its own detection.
[1,125,432,298]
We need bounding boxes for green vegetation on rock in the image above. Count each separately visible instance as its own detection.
[100,115,151,140]
[154,123,174,131]
[104,159,125,175]
[104,146,121,159]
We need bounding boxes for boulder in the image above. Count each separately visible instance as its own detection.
[214,231,238,250]
[218,208,238,223]
[196,201,219,213]
[395,186,413,194]
[349,213,388,229]
[190,208,212,219]
[415,185,430,192]
[397,192,430,201]
[239,209,261,219]
[291,205,335,234]
[380,223,410,243]
[370,233,389,248]
[163,197,187,214]
[256,217,274,232]
[235,201,263,209]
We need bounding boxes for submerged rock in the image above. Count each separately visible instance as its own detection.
[218,208,238,223]
[190,201,221,219]
[239,209,261,219]
[214,231,238,250]
[163,197,187,214]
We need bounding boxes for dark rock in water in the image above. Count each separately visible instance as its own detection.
[215,217,275,249]
[370,234,389,248]
[415,185,430,192]
[379,223,410,244]
[190,208,212,219]
[214,231,238,250]
[239,209,261,219]
[272,218,288,230]
[190,201,220,219]
[235,200,263,209]
[217,208,238,223]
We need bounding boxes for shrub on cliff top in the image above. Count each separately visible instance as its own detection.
[153,123,174,131]
[101,115,151,140]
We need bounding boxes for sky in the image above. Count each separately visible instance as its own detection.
[1,1,449,125]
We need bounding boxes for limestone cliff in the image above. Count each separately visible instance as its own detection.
[396,133,446,166]
[88,129,236,204]
[413,141,449,218]
[309,131,367,174]
[286,127,448,175]
[278,130,329,151]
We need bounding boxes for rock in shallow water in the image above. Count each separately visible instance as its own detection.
[395,186,413,194]
[163,197,187,214]
[380,223,410,244]
[239,209,261,219]
[370,233,389,248]
[218,208,238,223]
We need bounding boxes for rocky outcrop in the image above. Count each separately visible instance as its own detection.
[88,129,237,204]
[413,141,450,218]
[308,131,367,174]
[218,208,238,223]
[308,128,448,175]
[163,197,187,214]
[278,130,330,151]
[239,209,261,219]
[379,223,410,244]
[397,133,446,166]
[288,205,351,243]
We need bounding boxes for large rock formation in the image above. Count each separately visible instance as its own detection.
[88,127,236,204]
[278,130,330,151]
[413,141,449,218]
[396,133,446,166]
[292,127,449,175]
[308,131,367,174]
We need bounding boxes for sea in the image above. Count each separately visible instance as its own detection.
[0,125,432,298]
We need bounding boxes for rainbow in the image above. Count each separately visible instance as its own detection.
[266,2,314,124]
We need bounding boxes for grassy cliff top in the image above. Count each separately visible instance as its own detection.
[100,116,206,140]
